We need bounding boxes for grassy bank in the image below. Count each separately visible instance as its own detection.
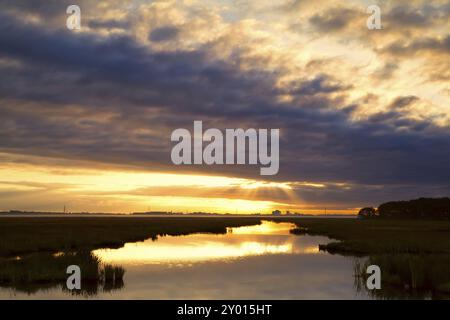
[2,216,450,257]
[2,216,450,298]
[0,216,261,257]
[354,254,450,299]
[0,251,125,295]
[279,218,450,255]
[277,217,450,297]
[0,216,261,294]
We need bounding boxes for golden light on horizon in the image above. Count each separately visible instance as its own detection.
[0,158,293,213]
[0,153,357,214]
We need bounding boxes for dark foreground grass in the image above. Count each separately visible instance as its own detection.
[0,216,261,294]
[2,216,450,297]
[0,216,262,257]
[0,251,125,295]
[276,217,450,297]
[354,254,450,299]
[278,218,450,255]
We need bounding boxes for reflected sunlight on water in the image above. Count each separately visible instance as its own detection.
[226,221,295,235]
[1,220,370,300]
[93,221,321,265]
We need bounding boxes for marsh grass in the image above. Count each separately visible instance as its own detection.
[0,217,262,257]
[289,227,308,235]
[353,254,450,299]
[3,216,450,298]
[0,251,125,295]
[0,217,260,295]
[100,264,125,293]
[277,218,450,255]
[275,217,450,298]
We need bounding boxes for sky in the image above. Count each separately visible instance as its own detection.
[0,0,449,214]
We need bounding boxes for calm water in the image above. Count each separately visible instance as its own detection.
[0,221,370,299]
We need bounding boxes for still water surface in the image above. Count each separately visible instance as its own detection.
[0,221,370,299]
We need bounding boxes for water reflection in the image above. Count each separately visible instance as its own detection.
[2,221,449,299]
[93,221,320,265]
[0,221,369,299]
[226,222,296,235]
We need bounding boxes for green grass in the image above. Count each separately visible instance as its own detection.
[276,218,450,255]
[2,216,450,298]
[2,216,450,259]
[0,216,261,294]
[0,217,262,257]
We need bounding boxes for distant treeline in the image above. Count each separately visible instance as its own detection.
[359,198,450,219]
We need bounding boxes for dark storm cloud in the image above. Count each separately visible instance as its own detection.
[0,0,104,29]
[384,3,450,30]
[290,182,450,210]
[149,26,180,42]
[383,35,450,56]
[288,75,352,96]
[0,0,67,17]
[385,5,432,28]
[0,11,275,116]
[1,9,450,208]
[309,7,359,32]
[388,96,419,109]
[87,18,130,31]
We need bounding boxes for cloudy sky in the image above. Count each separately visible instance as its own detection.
[0,0,449,214]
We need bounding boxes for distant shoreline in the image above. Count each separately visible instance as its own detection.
[0,211,356,218]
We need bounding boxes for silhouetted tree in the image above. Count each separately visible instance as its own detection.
[358,207,377,218]
[377,198,450,219]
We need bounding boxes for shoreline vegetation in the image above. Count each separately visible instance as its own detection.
[1,207,450,298]
[281,217,450,298]
[0,217,261,295]
[0,251,125,296]
[357,197,450,220]
[0,217,262,257]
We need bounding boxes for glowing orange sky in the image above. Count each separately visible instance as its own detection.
[1,1,448,214]
[0,152,356,214]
